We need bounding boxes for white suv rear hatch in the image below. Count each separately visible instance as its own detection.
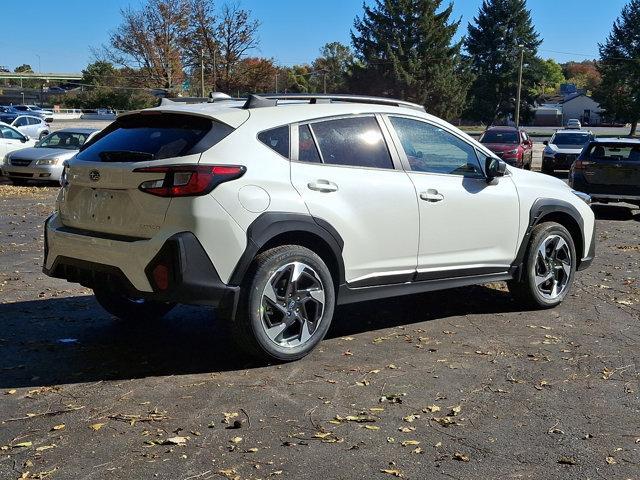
[59,111,235,238]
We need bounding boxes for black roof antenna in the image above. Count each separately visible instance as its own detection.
[243,94,277,109]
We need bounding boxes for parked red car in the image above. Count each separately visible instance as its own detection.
[479,126,533,169]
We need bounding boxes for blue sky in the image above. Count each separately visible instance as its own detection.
[0,0,629,72]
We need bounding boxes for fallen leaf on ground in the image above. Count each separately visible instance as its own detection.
[422,405,441,413]
[454,452,469,462]
[163,436,188,446]
[5,389,16,395]
[606,456,616,465]
[89,423,105,431]
[401,440,420,447]
[558,456,577,465]
[13,442,32,448]
[380,468,403,477]
[51,424,65,431]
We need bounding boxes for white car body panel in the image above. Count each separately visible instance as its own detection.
[0,122,36,158]
[44,98,596,306]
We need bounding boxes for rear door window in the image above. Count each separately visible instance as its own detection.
[77,113,233,162]
[309,116,393,169]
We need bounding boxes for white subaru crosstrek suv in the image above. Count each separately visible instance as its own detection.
[44,94,596,362]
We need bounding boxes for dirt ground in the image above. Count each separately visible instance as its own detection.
[0,180,639,480]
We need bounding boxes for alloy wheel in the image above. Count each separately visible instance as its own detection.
[260,261,325,348]
[534,234,572,300]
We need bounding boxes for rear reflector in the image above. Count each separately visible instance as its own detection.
[134,164,246,197]
[152,264,170,291]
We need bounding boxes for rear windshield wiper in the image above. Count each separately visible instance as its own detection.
[98,151,155,162]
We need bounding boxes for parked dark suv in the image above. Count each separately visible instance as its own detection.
[478,126,533,169]
[569,138,640,207]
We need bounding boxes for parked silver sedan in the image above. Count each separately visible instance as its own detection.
[2,128,99,185]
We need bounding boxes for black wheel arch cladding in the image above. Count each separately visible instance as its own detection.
[229,212,345,287]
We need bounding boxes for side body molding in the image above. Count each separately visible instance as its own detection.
[228,212,345,286]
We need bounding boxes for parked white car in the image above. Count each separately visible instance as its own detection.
[43,94,596,361]
[12,104,54,122]
[2,128,99,185]
[0,122,36,161]
[565,118,582,129]
[9,115,50,140]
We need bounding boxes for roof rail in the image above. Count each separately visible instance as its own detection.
[159,92,233,106]
[244,94,426,112]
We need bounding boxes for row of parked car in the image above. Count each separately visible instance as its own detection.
[478,124,640,208]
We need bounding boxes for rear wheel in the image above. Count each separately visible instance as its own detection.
[231,245,335,362]
[93,285,175,322]
[508,222,576,309]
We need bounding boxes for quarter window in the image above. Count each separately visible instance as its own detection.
[258,126,289,158]
[390,117,484,177]
[308,116,393,169]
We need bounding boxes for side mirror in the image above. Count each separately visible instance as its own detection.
[20,136,28,143]
[486,157,507,182]
[543,140,548,145]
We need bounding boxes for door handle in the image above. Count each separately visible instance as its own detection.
[308,179,338,193]
[420,190,444,202]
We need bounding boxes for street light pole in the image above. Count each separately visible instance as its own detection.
[201,49,205,97]
[515,44,524,127]
[36,54,41,73]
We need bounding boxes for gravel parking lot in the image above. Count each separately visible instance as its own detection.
[0,162,639,478]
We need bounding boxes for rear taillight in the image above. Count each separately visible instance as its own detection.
[572,159,592,171]
[134,165,246,197]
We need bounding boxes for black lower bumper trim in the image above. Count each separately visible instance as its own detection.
[44,232,238,308]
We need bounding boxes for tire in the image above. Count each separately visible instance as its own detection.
[231,245,336,362]
[10,178,29,186]
[93,285,175,322]
[508,222,576,309]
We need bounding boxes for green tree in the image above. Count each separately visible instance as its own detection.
[14,64,33,74]
[593,0,640,135]
[532,58,565,96]
[82,61,119,86]
[464,0,542,124]
[349,0,472,121]
[311,42,354,93]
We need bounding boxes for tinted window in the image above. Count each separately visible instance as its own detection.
[551,132,591,146]
[298,124,321,163]
[479,130,519,144]
[28,117,41,125]
[14,117,28,127]
[0,125,24,140]
[390,116,484,177]
[587,143,640,162]
[38,131,90,149]
[258,125,289,157]
[310,116,392,169]
[77,113,230,162]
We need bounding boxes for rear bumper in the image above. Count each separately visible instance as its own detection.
[569,173,640,203]
[43,214,239,307]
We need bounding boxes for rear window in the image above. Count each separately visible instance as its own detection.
[587,143,640,162]
[77,113,233,162]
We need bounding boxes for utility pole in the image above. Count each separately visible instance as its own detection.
[275,72,279,94]
[323,72,327,94]
[201,49,205,97]
[515,44,524,127]
[212,48,217,92]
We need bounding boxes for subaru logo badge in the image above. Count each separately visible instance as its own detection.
[89,170,101,182]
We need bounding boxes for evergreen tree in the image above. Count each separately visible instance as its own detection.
[350,0,471,121]
[464,0,542,124]
[593,0,640,135]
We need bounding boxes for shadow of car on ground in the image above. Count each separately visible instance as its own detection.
[0,284,522,388]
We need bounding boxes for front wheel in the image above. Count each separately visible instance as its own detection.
[93,286,175,322]
[508,222,576,309]
[231,245,335,362]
